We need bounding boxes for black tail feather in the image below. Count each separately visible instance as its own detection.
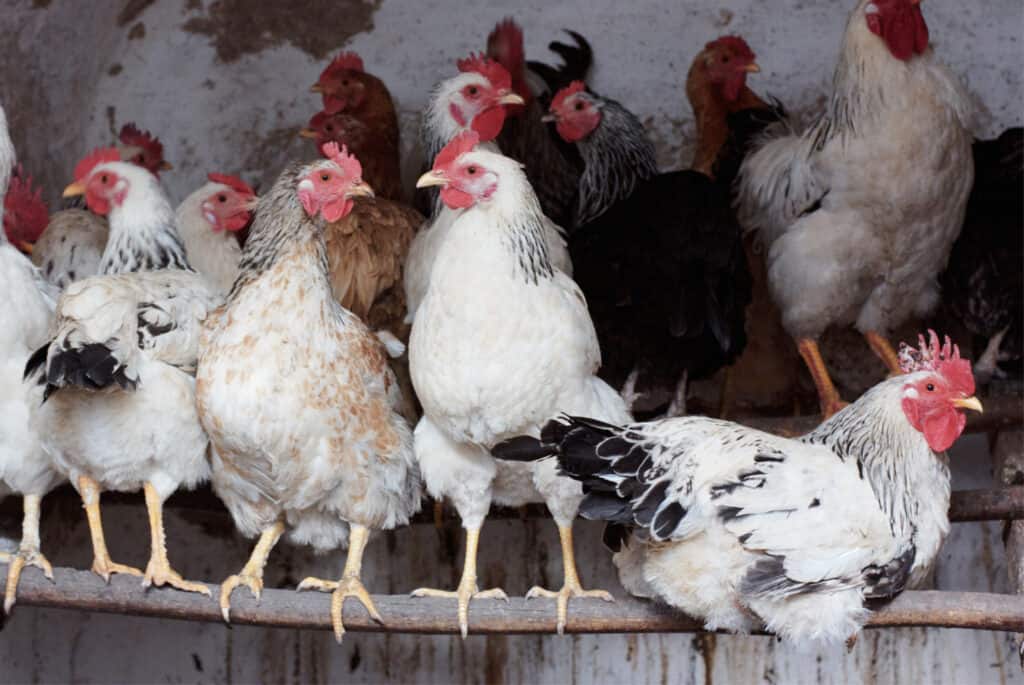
[491,435,552,462]
[31,341,137,401]
[526,29,593,97]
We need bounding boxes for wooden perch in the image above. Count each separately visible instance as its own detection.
[3,567,1023,635]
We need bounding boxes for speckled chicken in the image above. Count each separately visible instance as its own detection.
[196,145,420,642]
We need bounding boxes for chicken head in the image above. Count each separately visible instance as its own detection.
[449,55,525,141]
[864,0,929,61]
[297,142,374,222]
[203,173,256,233]
[118,123,172,177]
[416,131,499,210]
[546,81,601,143]
[63,148,125,215]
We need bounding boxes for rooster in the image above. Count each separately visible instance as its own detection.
[25,149,217,596]
[410,132,631,636]
[3,168,49,254]
[174,172,255,296]
[196,145,420,642]
[496,331,981,644]
[301,109,402,202]
[404,56,571,323]
[735,0,974,418]
[548,36,774,416]
[0,104,62,613]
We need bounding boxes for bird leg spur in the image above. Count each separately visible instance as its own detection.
[141,483,210,596]
[78,476,143,581]
[796,338,848,419]
[4,495,55,614]
[220,520,285,623]
[297,524,382,644]
[411,526,508,638]
[526,523,614,634]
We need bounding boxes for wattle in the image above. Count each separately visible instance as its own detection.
[471,106,507,143]
[440,186,475,210]
[921,409,966,453]
[874,4,929,61]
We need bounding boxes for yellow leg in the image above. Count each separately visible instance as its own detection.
[297,524,382,644]
[141,483,210,596]
[78,476,142,581]
[526,523,614,634]
[411,526,508,638]
[796,338,848,419]
[864,330,903,376]
[220,520,285,623]
[4,494,55,614]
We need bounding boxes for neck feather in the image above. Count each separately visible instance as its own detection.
[100,179,188,275]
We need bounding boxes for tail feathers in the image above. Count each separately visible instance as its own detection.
[490,434,551,462]
[28,341,137,401]
[526,29,593,98]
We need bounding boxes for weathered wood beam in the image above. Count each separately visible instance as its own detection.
[994,430,1024,665]
[2,567,1022,634]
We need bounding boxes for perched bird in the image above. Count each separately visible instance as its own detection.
[3,168,49,253]
[496,331,981,644]
[940,127,1023,383]
[549,36,772,415]
[197,145,420,642]
[0,104,62,613]
[174,172,255,296]
[25,148,217,596]
[405,56,571,323]
[310,52,402,201]
[735,0,974,417]
[410,132,631,636]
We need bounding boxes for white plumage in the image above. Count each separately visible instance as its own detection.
[174,180,245,296]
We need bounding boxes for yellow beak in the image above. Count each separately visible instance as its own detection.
[346,180,375,199]
[416,170,447,189]
[17,240,34,255]
[62,181,86,198]
[952,396,983,413]
[298,128,318,139]
[310,84,324,94]
[743,62,762,74]
[159,161,174,171]
[498,92,526,107]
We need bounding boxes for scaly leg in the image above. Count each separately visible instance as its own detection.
[297,524,382,643]
[4,494,55,614]
[526,523,614,634]
[665,370,689,418]
[620,367,642,411]
[864,330,903,376]
[78,476,142,581]
[220,520,285,623]
[411,526,508,638]
[718,366,735,419]
[796,338,848,419]
[141,483,210,596]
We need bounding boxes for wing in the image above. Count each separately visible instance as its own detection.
[31,210,108,290]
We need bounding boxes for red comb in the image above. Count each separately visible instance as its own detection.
[74,147,121,181]
[705,35,756,62]
[208,173,255,198]
[898,330,975,392]
[321,142,363,180]
[118,123,165,159]
[551,81,587,113]
[434,131,480,170]
[487,18,525,68]
[456,53,512,92]
[4,166,49,244]
[318,51,365,82]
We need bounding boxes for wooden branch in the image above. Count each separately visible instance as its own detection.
[2,567,1022,635]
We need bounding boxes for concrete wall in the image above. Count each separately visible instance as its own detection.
[1,0,1022,682]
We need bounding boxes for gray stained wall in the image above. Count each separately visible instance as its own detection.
[1,0,1022,682]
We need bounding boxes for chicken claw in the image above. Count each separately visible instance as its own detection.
[219,572,265,622]
[4,547,54,614]
[78,476,143,582]
[92,557,144,582]
[411,583,509,639]
[526,582,614,634]
[299,574,383,643]
[219,521,286,623]
[143,558,211,596]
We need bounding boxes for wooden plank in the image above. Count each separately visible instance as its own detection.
[994,429,1024,665]
[3,567,1023,635]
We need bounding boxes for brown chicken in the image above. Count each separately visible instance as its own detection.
[300,109,403,202]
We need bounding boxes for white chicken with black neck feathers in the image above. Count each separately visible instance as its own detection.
[410,131,631,636]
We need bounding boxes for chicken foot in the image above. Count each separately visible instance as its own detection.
[796,338,848,419]
[411,526,508,638]
[78,475,143,581]
[297,524,382,643]
[142,483,210,596]
[219,520,285,622]
[4,494,55,614]
[864,330,903,376]
[526,523,614,634]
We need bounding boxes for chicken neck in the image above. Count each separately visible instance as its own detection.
[688,78,768,179]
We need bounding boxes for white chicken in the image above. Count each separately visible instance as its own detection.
[404,55,571,323]
[735,0,974,418]
[26,148,217,596]
[409,132,631,636]
[196,146,420,642]
[498,331,982,644]
[0,104,62,613]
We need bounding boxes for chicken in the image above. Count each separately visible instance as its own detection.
[0,104,62,613]
[940,127,1022,384]
[310,52,402,201]
[409,132,631,636]
[196,145,420,642]
[4,168,49,254]
[735,0,974,418]
[117,123,174,178]
[25,148,217,596]
[548,37,775,416]
[175,173,255,296]
[404,56,571,323]
[496,331,982,644]
[301,109,403,202]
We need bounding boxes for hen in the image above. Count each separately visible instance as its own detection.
[26,149,217,596]
[197,145,420,642]
[735,0,974,417]
[410,133,631,636]
[496,331,981,644]
[301,109,402,202]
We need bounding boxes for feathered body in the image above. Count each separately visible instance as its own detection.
[32,209,108,290]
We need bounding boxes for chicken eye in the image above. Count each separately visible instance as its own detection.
[926,383,935,392]
[574,102,584,111]
[466,166,477,175]
[468,86,479,96]
[722,56,731,63]
[320,173,331,182]
[100,174,109,184]
[341,79,349,87]
[325,124,334,132]
[218,194,227,203]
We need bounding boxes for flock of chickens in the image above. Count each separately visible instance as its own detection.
[0,0,1019,647]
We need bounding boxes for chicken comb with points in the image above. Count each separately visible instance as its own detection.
[487,18,525,67]
[551,81,587,113]
[706,35,756,62]
[208,173,255,198]
[321,142,363,180]
[898,330,974,391]
[118,123,165,159]
[74,147,121,181]
[433,131,480,170]
[456,53,512,91]
[4,167,49,243]
[320,51,365,82]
